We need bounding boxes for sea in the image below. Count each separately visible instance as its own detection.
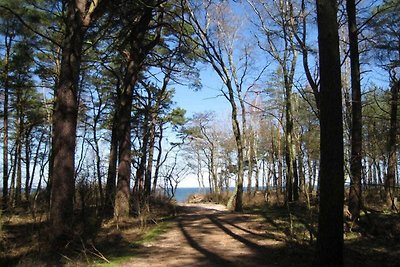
[174,187,210,202]
[174,186,268,202]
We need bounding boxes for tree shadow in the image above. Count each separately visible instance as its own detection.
[207,215,268,254]
[176,210,313,267]
[178,218,237,267]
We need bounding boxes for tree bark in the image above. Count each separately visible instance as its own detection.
[228,85,244,212]
[153,124,164,193]
[50,0,102,241]
[115,59,139,219]
[347,0,363,221]
[114,4,161,218]
[145,119,156,197]
[105,111,118,216]
[15,88,23,205]
[385,79,399,208]
[144,121,156,197]
[2,29,12,211]
[313,0,344,266]
[24,128,32,201]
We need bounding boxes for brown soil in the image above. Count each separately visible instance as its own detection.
[122,203,311,267]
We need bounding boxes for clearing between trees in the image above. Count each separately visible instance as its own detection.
[115,202,399,267]
[122,203,309,267]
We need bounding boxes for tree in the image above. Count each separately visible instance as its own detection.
[112,1,164,219]
[369,0,400,208]
[247,0,299,202]
[185,0,264,211]
[313,0,344,266]
[50,0,106,242]
[1,12,14,210]
[346,0,362,221]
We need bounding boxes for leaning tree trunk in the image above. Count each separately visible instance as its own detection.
[347,0,363,221]
[313,0,344,266]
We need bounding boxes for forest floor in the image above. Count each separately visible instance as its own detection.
[119,203,311,267]
[1,200,400,266]
[107,202,400,267]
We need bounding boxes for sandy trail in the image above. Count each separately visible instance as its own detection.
[122,203,285,267]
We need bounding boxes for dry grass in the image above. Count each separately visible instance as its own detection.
[0,196,177,267]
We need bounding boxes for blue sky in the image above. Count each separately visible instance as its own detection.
[173,67,231,117]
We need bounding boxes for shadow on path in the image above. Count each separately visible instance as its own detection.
[178,218,237,267]
[126,204,313,267]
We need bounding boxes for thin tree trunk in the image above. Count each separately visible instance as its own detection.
[385,79,399,208]
[136,113,149,203]
[225,83,244,212]
[29,132,44,199]
[347,0,363,221]
[105,110,118,216]
[24,128,32,201]
[145,115,156,198]
[313,0,344,265]
[2,29,12,211]
[94,128,104,207]
[298,150,305,198]
[277,130,283,194]
[15,90,23,206]
[153,124,164,193]
[247,129,254,193]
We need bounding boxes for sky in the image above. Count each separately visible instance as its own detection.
[171,66,232,188]
[173,67,231,117]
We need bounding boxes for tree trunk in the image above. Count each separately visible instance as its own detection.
[153,124,164,193]
[226,83,244,212]
[105,111,118,216]
[285,86,296,202]
[24,128,32,201]
[247,129,254,194]
[298,150,305,198]
[115,5,161,218]
[115,60,138,219]
[313,0,344,266]
[145,115,156,198]
[347,0,362,221]
[277,129,283,195]
[29,132,44,200]
[2,30,11,211]
[385,79,399,208]
[15,89,23,206]
[136,112,150,206]
[94,128,104,207]
[50,0,91,241]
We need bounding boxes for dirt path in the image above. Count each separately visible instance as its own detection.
[122,203,291,267]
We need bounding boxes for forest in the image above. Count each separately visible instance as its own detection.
[0,0,399,266]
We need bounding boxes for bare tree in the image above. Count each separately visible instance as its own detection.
[185,0,263,211]
[247,0,299,201]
